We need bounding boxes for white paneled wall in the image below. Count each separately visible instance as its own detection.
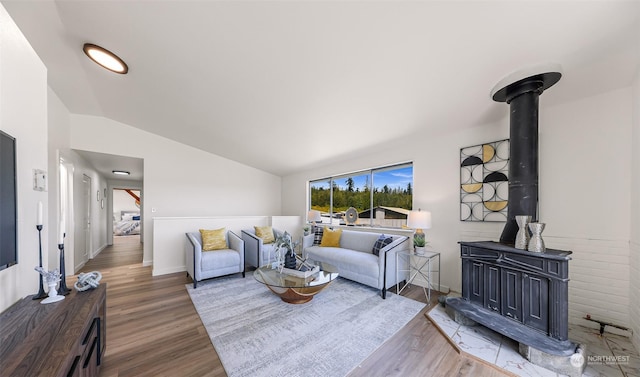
[631,241,640,347]
[546,237,630,334]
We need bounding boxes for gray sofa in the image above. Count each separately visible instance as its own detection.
[303,229,409,298]
[185,231,245,288]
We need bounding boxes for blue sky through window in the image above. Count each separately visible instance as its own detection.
[373,166,413,191]
[311,165,413,192]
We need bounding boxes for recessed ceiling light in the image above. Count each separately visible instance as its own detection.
[112,170,130,176]
[83,43,128,74]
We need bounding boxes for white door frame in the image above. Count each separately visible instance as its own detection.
[75,174,92,272]
[59,157,76,274]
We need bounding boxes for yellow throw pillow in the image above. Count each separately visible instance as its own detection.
[320,227,342,247]
[199,228,227,251]
[255,225,275,244]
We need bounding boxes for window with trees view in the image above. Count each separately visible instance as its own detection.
[309,163,413,228]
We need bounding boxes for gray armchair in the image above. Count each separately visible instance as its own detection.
[241,228,284,269]
[185,230,245,288]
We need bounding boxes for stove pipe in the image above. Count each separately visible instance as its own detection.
[491,68,561,244]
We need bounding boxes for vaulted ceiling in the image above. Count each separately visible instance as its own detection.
[3,1,639,176]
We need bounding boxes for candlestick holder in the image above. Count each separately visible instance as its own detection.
[58,242,71,295]
[33,224,48,300]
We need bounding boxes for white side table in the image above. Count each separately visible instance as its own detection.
[395,250,441,303]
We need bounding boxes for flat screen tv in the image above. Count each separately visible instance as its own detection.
[0,130,17,270]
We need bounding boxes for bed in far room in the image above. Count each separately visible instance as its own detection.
[113,210,140,236]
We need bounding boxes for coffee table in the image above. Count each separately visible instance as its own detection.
[253,262,338,304]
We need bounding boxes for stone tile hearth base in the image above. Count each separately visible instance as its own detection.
[427,305,640,377]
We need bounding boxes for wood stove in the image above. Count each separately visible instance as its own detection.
[447,66,580,360]
[450,241,575,356]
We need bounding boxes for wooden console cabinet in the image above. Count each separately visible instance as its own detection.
[0,284,106,376]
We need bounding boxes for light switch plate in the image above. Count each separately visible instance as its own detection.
[33,169,47,191]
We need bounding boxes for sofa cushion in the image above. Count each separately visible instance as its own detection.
[254,225,275,244]
[313,226,323,245]
[339,230,381,254]
[199,228,226,251]
[320,227,342,247]
[201,248,239,270]
[372,235,393,256]
[306,246,379,279]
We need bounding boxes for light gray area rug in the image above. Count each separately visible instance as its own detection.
[186,275,425,377]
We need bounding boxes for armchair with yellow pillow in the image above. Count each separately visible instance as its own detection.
[241,225,285,269]
[185,228,245,288]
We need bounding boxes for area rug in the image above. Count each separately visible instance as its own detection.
[186,275,425,377]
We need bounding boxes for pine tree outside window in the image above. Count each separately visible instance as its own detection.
[309,163,413,228]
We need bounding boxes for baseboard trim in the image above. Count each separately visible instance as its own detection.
[74,261,86,274]
[152,265,186,277]
[142,259,153,267]
[91,244,107,259]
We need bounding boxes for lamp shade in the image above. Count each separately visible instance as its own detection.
[308,210,322,223]
[407,210,432,230]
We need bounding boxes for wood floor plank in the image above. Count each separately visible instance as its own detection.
[70,235,511,377]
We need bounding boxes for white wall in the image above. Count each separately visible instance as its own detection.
[67,152,109,268]
[272,215,305,241]
[282,86,634,331]
[49,89,110,273]
[0,4,48,312]
[69,114,282,266]
[630,66,640,350]
[541,87,632,332]
[282,120,508,295]
[47,89,70,270]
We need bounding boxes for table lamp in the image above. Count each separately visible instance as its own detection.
[308,210,322,227]
[407,209,432,244]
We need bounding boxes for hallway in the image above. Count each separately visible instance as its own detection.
[80,235,143,270]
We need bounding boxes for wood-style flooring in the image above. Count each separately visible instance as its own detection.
[72,235,510,377]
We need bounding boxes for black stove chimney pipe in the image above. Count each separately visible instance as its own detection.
[492,70,561,245]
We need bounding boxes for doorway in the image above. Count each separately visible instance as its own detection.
[75,174,92,270]
[111,188,141,241]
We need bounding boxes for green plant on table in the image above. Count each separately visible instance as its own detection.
[413,234,427,247]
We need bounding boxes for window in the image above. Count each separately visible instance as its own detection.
[309,163,413,228]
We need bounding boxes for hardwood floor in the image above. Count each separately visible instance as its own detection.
[73,236,510,377]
